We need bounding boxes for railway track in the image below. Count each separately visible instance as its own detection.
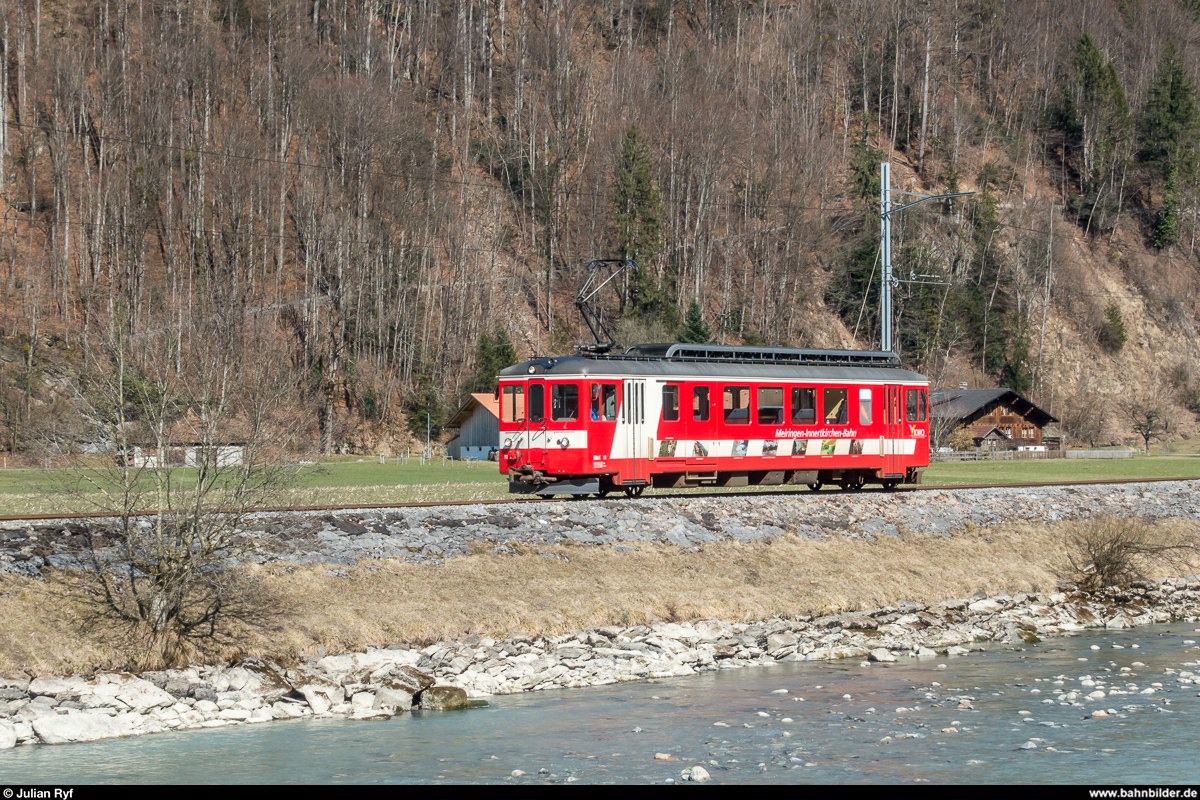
[2,474,1198,524]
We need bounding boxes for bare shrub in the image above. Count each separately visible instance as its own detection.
[1061,517,1200,590]
[59,307,301,665]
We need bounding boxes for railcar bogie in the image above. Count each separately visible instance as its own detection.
[497,343,930,498]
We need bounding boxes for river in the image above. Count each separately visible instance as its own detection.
[2,624,1198,784]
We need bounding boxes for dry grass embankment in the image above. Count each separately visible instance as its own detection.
[1,518,1198,676]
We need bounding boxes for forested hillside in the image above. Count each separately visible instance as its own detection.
[2,0,1200,458]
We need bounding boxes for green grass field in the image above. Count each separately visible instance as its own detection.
[922,455,1200,486]
[0,457,510,515]
[0,454,1197,516]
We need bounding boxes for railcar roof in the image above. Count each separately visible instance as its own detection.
[499,343,928,383]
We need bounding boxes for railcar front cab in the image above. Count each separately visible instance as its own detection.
[498,357,610,496]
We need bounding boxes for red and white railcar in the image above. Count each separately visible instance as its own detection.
[497,344,930,497]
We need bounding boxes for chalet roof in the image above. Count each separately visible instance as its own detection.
[447,392,500,428]
[930,388,1058,427]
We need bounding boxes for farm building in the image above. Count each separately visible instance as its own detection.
[123,443,245,468]
[446,392,500,460]
[931,388,1059,450]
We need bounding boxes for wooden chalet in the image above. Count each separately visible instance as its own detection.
[930,388,1059,450]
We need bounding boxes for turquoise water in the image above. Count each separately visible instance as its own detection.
[2,624,1199,784]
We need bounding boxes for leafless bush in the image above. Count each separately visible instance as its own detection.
[60,307,301,664]
[1061,517,1200,591]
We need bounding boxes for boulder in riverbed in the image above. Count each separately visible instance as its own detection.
[297,680,345,714]
[0,720,16,750]
[417,685,470,711]
[32,712,140,744]
[113,676,176,713]
[373,685,414,713]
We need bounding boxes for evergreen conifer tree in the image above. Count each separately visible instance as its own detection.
[468,329,518,394]
[613,125,675,327]
[1140,44,1200,184]
[1154,167,1182,249]
[849,124,883,205]
[1068,33,1131,209]
[1098,303,1128,351]
[677,300,713,343]
[613,125,664,265]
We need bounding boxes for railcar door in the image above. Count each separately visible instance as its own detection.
[526,378,548,468]
[884,384,903,477]
[656,382,687,465]
[623,378,650,483]
[685,384,718,468]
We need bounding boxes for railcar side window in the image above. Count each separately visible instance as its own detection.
[552,384,578,421]
[529,384,545,422]
[590,384,618,421]
[501,385,525,422]
[919,389,928,421]
[823,388,848,424]
[758,387,784,424]
[906,389,920,422]
[791,387,816,424]
[724,386,750,424]
[859,388,873,425]
[692,386,710,421]
[662,385,680,421]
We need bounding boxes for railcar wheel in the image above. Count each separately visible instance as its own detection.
[594,490,611,499]
[624,485,646,498]
[807,482,823,491]
[837,480,851,491]
[882,480,899,491]
[851,477,866,491]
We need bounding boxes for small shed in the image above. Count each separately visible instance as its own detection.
[124,443,245,468]
[446,392,500,460]
[969,425,1011,451]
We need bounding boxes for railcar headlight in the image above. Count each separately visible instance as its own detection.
[503,438,513,448]
[528,366,536,374]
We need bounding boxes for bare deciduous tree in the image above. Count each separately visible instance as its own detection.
[1127,398,1169,454]
[68,306,297,661]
